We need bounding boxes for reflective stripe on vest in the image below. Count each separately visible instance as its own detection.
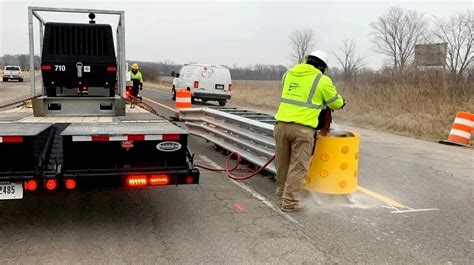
[280,73,326,110]
[325,93,340,104]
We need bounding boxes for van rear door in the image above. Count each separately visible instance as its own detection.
[214,68,231,92]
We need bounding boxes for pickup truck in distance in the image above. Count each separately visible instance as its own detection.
[3,66,23,82]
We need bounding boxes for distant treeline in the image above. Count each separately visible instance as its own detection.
[127,60,289,81]
[0,55,41,70]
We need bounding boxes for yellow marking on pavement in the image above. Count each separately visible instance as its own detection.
[357,185,406,209]
[142,97,175,112]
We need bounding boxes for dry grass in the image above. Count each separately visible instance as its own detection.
[228,77,474,144]
[146,75,474,144]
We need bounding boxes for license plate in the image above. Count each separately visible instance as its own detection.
[215,84,224,90]
[0,182,23,200]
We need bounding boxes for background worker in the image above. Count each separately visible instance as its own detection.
[129,63,143,97]
[274,50,346,212]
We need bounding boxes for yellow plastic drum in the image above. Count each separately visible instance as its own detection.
[304,130,360,194]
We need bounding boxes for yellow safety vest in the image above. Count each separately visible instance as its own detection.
[274,64,344,128]
[129,70,143,83]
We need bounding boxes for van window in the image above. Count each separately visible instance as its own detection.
[6,67,20,71]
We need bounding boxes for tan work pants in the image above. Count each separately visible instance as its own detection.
[274,122,315,208]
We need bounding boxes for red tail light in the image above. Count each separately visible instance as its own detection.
[83,85,89,91]
[45,179,57,190]
[149,175,170,185]
[25,180,38,191]
[2,136,23,143]
[65,179,77,190]
[228,84,232,92]
[41,64,52,71]
[107,66,117,72]
[194,81,199,88]
[127,175,147,187]
[163,134,180,141]
[185,176,194,184]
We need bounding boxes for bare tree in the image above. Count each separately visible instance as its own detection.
[433,10,473,78]
[289,28,316,64]
[334,39,365,80]
[370,7,428,71]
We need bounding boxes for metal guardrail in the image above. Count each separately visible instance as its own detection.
[179,107,277,174]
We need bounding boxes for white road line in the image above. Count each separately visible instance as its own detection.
[198,155,301,226]
[391,208,439,214]
[143,88,172,96]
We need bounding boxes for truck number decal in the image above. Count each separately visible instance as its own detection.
[55,65,66,71]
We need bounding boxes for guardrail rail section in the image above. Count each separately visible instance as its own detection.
[180,107,277,174]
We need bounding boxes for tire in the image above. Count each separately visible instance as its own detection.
[218,100,226,106]
[191,97,195,104]
[2,78,7,82]
[19,78,23,82]
[109,87,115,97]
[172,87,176,100]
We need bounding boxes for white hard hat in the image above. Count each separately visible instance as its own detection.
[307,50,328,66]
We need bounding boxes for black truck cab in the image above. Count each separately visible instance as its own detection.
[41,22,117,97]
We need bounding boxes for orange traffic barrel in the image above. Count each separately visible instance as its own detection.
[175,89,192,117]
[440,112,474,147]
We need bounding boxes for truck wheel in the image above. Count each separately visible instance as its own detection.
[19,78,23,82]
[2,78,6,82]
[218,100,226,106]
[191,97,195,104]
[172,87,176,100]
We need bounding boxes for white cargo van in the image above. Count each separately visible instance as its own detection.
[171,64,232,106]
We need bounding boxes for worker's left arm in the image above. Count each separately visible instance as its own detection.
[320,76,345,110]
[138,72,144,89]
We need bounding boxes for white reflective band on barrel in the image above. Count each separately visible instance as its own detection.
[454,118,474,128]
[176,97,191,103]
[280,73,326,110]
[449,129,471,139]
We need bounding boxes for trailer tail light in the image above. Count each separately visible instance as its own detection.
[45,179,57,190]
[41,64,52,71]
[163,134,180,141]
[149,175,170,185]
[228,84,232,92]
[185,176,194,184]
[1,136,24,143]
[107,66,117,72]
[25,180,38,191]
[127,175,147,187]
[194,81,199,88]
[65,179,77,190]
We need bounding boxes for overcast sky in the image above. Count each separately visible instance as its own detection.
[0,0,471,69]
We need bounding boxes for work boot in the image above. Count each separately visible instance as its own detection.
[281,203,307,212]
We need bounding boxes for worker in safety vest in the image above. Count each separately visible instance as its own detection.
[129,63,143,97]
[274,50,345,212]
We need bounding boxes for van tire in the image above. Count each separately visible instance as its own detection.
[2,78,7,82]
[218,100,226,106]
[191,97,195,104]
[172,87,176,100]
[19,78,23,82]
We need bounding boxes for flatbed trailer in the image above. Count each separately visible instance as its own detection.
[0,102,199,199]
[0,7,199,200]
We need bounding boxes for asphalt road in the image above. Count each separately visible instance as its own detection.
[0,83,472,264]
